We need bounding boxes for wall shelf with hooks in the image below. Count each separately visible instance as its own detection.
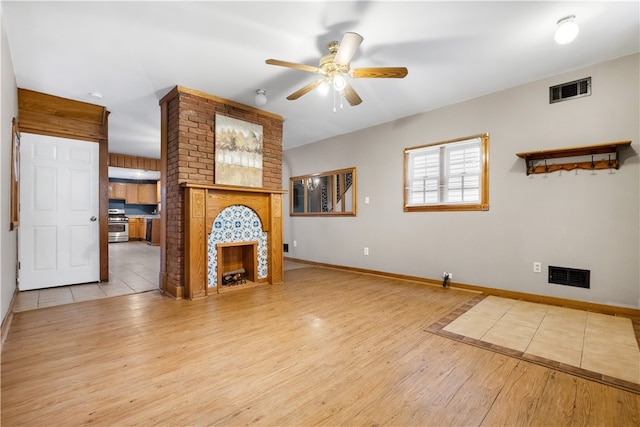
[515,141,631,175]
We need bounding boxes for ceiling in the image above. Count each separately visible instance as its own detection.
[2,1,639,161]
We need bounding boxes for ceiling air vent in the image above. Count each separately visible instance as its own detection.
[548,266,590,289]
[550,77,591,104]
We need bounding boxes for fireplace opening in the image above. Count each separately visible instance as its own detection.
[216,241,258,292]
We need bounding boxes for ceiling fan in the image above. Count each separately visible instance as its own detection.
[266,32,408,106]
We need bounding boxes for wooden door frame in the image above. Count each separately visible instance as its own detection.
[18,88,110,281]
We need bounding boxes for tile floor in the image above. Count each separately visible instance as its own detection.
[443,295,640,385]
[13,241,161,312]
[13,246,311,312]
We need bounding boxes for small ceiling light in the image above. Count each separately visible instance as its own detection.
[555,15,579,45]
[333,75,346,92]
[254,89,267,106]
[317,80,330,96]
[89,92,103,99]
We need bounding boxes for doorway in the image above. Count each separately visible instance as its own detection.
[18,133,100,290]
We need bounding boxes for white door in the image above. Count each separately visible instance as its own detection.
[19,133,100,290]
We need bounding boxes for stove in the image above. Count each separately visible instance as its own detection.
[108,208,129,243]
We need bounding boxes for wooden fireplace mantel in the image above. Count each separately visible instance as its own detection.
[182,183,287,299]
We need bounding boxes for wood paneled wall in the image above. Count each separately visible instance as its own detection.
[108,153,160,171]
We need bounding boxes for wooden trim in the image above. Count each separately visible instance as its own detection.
[270,194,284,285]
[108,153,160,171]
[184,188,208,299]
[163,281,183,299]
[99,132,109,282]
[284,257,640,318]
[289,167,357,216]
[159,101,168,295]
[160,85,284,121]
[403,133,490,212]
[182,182,287,194]
[182,186,284,298]
[1,288,18,348]
[18,88,107,141]
[18,88,110,282]
[10,118,20,230]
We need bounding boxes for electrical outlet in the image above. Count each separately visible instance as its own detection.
[365,196,370,204]
[293,240,297,247]
[364,247,369,255]
[533,262,542,273]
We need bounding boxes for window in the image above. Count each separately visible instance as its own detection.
[290,167,356,216]
[404,133,489,212]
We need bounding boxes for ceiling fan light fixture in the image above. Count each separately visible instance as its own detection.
[254,89,267,106]
[555,15,579,45]
[333,75,346,91]
[317,80,330,96]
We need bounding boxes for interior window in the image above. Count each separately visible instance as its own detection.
[290,168,356,216]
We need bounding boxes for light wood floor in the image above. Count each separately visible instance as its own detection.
[2,267,639,426]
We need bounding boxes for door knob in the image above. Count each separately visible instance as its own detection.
[90,216,97,222]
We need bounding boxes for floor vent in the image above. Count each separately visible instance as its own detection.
[548,266,590,289]
[550,77,591,104]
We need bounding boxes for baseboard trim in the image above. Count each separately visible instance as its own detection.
[284,257,640,318]
[1,287,19,348]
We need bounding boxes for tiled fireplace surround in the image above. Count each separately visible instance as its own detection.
[159,86,285,299]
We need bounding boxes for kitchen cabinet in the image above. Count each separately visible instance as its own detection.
[110,181,159,205]
[109,182,126,200]
[125,183,139,204]
[137,184,158,205]
[128,218,146,240]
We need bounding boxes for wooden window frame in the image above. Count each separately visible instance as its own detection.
[290,167,357,216]
[404,133,489,212]
[10,118,20,230]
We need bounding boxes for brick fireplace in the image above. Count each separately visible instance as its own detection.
[159,86,284,299]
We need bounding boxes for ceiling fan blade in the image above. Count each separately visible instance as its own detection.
[350,67,409,78]
[342,82,362,106]
[265,59,320,74]
[287,79,325,100]
[334,32,364,65]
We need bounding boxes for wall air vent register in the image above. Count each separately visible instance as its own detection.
[550,77,591,104]
[548,266,590,289]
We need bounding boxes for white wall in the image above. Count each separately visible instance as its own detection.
[1,6,18,324]
[284,54,640,309]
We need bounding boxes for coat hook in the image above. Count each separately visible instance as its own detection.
[608,154,612,168]
[591,155,595,169]
[544,159,548,173]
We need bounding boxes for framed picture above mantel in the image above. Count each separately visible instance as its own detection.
[214,114,263,188]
